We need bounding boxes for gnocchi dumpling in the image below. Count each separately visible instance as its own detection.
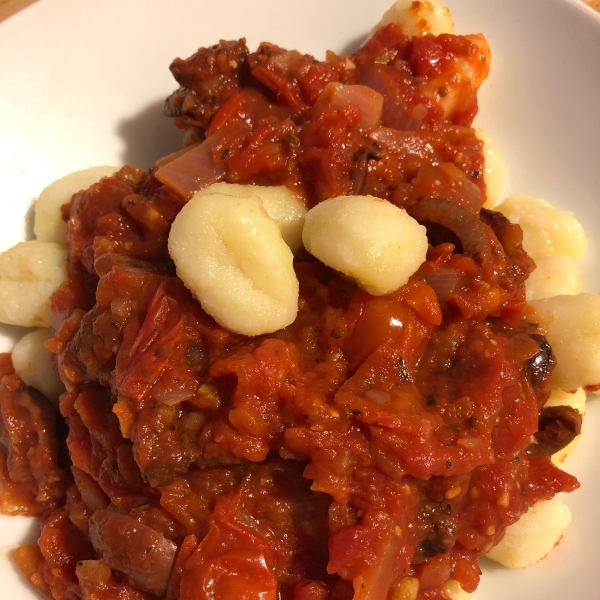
[302,195,428,296]
[529,293,600,391]
[544,388,586,465]
[34,166,119,246]
[12,328,65,405]
[525,254,582,301]
[194,182,306,254]
[374,0,454,36]
[486,495,571,569]
[476,130,504,209]
[168,191,298,336]
[496,195,587,260]
[0,240,68,328]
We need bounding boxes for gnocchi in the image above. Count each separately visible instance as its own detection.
[525,254,582,301]
[168,191,298,336]
[374,0,454,36]
[194,182,307,254]
[302,195,428,296]
[496,195,587,260]
[529,293,600,391]
[34,166,119,246]
[485,495,571,569]
[12,329,65,405]
[0,240,68,328]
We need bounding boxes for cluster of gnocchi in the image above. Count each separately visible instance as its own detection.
[488,191,599,394]
[168,184,428,336]
[479,136,596,578]
[0,166,119,402]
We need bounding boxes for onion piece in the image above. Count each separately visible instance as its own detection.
[155,388,196,406]
[420,268,459,297]
[89,510,178,596]
[407,197,492,265]
[462,175,483,208]
[359,65,423,130]
[318,82,384,131]
[155,142,200,169]
[155,130,228,199]
[71,466,109,512]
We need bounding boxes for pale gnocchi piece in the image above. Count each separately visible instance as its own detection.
[544,388,586,465]
[441,579,471,600]
[525,254,582,301]
[302,195,428,296]
[0,241,68,328]
[475,130,504,209]
[195,182,307,254]
[496,195,587,260]
[12,328,65,405]
[168,192,298,337]
[374,0,454,36]
[485,495,571,569]
[529,294,600,391]
[34,166,119,245]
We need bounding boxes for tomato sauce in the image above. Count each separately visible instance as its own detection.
[0,23,580,600]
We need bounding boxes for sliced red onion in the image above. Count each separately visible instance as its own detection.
[420,269,459,297]
[386,111,422,131]
[320,82,384,131]
[71,466,109,512]
[358,66,422,131]
[154,142,200,169]
[155,130,228,199]
[463,177,483,209]
[155,388,196,406]
[408,197,493,265]
[89,510,178,597]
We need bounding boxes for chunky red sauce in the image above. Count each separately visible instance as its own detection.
[0,23,580,600]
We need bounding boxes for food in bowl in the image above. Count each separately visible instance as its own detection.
[0,2,595,599]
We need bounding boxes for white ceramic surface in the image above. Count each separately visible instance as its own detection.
[1,0,599,598]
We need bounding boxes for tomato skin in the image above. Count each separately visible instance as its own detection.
[179,522,277,600]
[343,280,440,368]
